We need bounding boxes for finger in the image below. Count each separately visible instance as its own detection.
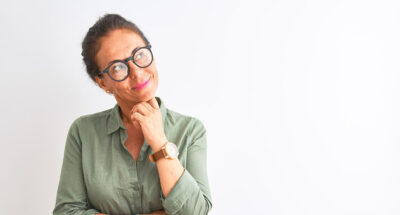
[148,97,159,110]
[131,101,153,113]
[131,103,151,116]
[155,210,167,215]
[142,101,155,112]
[131,112,145,123]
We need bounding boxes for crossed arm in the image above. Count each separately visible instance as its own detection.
[96,210,166,215]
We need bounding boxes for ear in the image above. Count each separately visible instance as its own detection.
[95,75,111,93]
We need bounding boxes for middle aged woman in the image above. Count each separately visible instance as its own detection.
[53,14,212,215]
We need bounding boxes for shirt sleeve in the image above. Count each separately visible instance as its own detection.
[160,118,213,215]
[53,119,101,215]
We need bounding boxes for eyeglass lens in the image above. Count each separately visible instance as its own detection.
[108,47,152,81]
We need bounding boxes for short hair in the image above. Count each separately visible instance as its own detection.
[81,14,150,84]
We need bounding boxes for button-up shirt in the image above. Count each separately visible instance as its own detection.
[53,97,212,215]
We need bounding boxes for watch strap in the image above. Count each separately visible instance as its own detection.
[149,149,166,162]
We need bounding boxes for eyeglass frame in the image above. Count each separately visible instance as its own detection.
[97,44,153,82]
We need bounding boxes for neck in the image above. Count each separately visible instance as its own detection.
[119,108,131,124]
[116,97,138,125]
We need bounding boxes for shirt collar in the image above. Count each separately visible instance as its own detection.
[106,96,167,135]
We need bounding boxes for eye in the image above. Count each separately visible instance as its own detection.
[114,64,123,71]
[110,62,127,74]
[136,52,143,60]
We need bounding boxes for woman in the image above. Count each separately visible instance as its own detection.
[53,14,212,215]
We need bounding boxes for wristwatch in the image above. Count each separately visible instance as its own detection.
[149,142,179,162]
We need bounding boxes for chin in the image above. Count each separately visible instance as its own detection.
[137,91,156,102]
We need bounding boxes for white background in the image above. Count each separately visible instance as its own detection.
[0,0,399,214]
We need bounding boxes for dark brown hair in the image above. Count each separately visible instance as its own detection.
[81,14,150,84]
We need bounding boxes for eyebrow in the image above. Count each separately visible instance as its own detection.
[105,46,141,66]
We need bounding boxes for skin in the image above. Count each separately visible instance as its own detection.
[94,29,184,215]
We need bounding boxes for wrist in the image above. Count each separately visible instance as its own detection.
[150,137,168,152]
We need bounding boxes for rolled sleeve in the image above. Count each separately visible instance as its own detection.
[160,169,194,212]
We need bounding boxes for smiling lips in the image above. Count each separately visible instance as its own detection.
[133,78,150,90]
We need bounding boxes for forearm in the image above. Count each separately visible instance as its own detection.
[148,118,212,215]
[96,210,167,215]
[158,169,212,215]
[155,156,185,198]
[153,143,211,214]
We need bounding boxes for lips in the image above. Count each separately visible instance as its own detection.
[133,77,150,89]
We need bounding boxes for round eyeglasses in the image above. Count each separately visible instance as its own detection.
[98,45,153,82]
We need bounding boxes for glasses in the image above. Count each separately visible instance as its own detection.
[98,45,153,82]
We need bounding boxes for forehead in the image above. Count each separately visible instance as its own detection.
[95,29,146,67]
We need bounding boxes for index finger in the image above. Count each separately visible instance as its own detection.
[148,97,159,110]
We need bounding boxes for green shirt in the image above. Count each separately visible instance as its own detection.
[53,97,212,215]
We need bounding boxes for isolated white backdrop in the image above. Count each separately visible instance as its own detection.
[0,0,399,214]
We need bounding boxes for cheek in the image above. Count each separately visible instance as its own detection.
[152,66,159,78]
[102,77,116,90]
[110,81,129,92]
[145,66,158,80]
[121,81,133,89]
[152,70,159,85]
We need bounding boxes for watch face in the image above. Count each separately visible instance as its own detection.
[165,142,179,158]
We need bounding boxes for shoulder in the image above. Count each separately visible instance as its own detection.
[68,107,113,133]
[165,108,206,138]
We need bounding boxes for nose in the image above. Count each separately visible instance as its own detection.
[127,60,143,80]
